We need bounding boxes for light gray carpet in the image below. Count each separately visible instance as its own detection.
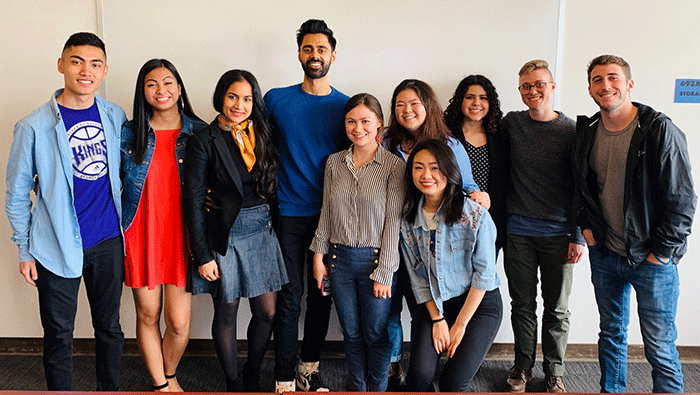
[0,355,698,392]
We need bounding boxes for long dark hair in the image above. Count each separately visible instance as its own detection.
[403,139,465,226]
[444,74,502,137]
[132,58,202,164]
[213,69,277,200]
[386,79,452,154]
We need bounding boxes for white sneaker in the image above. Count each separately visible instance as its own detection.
[276,380,296,393]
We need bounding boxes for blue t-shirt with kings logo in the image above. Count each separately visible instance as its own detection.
[59,102,120,250]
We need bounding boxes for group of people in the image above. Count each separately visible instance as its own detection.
[5,17,694,395]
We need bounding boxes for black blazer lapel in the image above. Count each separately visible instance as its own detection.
[210,125,244,197]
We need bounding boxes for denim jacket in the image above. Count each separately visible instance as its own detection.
[399,197,500,314]
[5,90,126,278]
[120,113,206,230]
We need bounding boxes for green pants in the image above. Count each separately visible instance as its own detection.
[504,234,573,377]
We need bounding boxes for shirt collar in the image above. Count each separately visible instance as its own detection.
[343,143,386,168]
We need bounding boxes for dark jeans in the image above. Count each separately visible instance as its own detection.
[504,234,573,376]
[273,215,333,381]
[406,288,503,392]
[328,244,394,391]
[36,236,124,391]
[387,254,420,362]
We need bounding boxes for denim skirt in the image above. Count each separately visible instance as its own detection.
[190,204,288,303]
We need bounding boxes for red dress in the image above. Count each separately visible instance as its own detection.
[124,129,187,289]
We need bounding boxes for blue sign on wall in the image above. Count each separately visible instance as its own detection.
[674,79,700,103]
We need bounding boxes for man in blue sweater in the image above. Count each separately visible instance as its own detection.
[264,19,349,393]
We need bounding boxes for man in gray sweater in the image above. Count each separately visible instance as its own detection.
[502,60,584,393]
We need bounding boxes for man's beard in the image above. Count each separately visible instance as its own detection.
[302,59,331,79]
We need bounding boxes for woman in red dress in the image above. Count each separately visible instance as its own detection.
[121,59,206,391]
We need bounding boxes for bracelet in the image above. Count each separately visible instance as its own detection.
[431,316,445,324]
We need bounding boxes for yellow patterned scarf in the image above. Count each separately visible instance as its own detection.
[218,114,256,171]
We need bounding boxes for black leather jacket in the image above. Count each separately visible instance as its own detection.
[573,102,695,266]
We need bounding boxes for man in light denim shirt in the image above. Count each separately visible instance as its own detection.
[5,32,126,391]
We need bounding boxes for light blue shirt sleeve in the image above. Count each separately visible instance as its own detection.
[6,118,37,262]
[447,136,480,193]
[469,208,500,291]
[399,221,433,305]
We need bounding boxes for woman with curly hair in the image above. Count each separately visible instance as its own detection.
[444,75,509,251]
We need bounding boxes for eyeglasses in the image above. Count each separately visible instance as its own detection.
[518,81,552,93]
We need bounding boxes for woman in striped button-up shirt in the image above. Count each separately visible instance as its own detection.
[309,93,405,392]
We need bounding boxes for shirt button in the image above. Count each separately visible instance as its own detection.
[374,259,379,264]
[178,159,184,163]
[332,255,336,259]
[374,249,379,254]
[127,150,132,154]
[330,264,335,268]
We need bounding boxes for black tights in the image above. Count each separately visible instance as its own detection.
[212,291,277,389]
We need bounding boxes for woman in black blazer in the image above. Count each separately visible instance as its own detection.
[184,69,287,392]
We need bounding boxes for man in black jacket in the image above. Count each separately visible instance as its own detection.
[574,54,695,393]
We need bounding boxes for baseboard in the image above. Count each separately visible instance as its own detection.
[1,338,698,362]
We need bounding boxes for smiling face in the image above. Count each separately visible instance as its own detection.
[395,89,427,136]
[412,149,447,202]
[57,45,108,101]
[588,64,634,113]
[345,104,381,149]
[221,80,253,124]
[298,33,336,80]
[518,68,554,112]
[143,67,181,115]
[461,84,490,124]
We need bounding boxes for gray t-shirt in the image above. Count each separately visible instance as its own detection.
[590,114,638,255]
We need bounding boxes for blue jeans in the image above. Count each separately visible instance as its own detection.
[387,253,419,363]
[328,244,394,391]
[588,245,683,393]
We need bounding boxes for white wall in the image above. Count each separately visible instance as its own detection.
[0,0,697,346]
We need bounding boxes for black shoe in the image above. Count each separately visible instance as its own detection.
[227,374,245,392]
[296,370,329,392]
[387,361,406,390]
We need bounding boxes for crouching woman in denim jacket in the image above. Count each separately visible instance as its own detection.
[400,139,502,392]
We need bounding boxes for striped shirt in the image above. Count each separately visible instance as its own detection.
[310,145,405,286]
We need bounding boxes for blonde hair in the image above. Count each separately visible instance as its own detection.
[518,59,553,80]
